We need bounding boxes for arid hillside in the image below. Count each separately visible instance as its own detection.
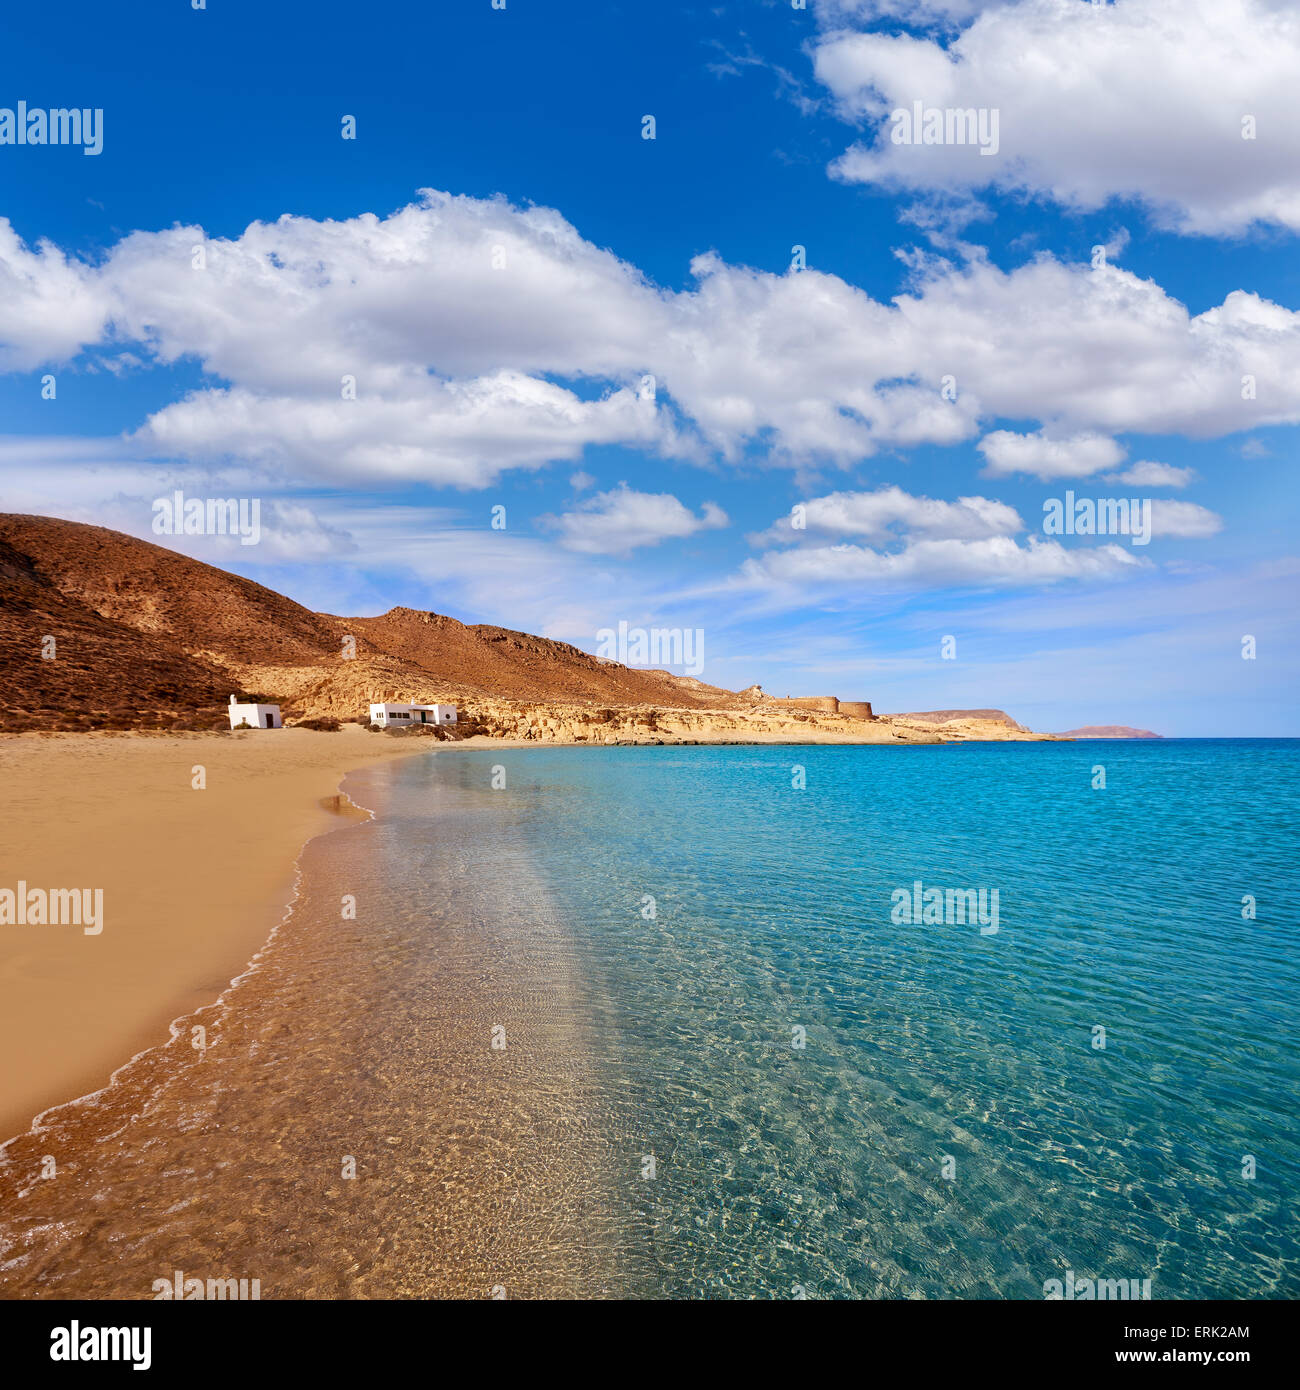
[0,535,236,731]
[1053,725,1163,739]
[346,607,743,708]
[890,708,1028,730]
[0,513,342,669]
[0,514,1051,743]
[0,514,739,730]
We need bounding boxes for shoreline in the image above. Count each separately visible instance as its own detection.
[0,724,1050,1146]
[2,735,1288,1298]
[0,746,629,1297]
[0,727,447,1144]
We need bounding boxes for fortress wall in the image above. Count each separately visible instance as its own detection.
[766,695,875,718]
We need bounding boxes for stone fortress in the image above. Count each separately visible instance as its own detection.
[740,687,875,719]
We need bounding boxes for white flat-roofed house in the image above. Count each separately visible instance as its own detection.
[369,702,458,727]
[229,695,283,729]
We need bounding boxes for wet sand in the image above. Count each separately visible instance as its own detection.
[0,727,445,1143]
[0,754,628,1299]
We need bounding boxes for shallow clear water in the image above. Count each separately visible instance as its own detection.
[2,739,1296,1299]
[417,739,1299,1298]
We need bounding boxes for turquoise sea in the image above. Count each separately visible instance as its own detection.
[340,738,1299,1298]
[3,739,1295,1300]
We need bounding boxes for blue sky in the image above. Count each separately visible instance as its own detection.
[1,0,1297,734]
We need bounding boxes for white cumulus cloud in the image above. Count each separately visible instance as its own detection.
[1150,499,1223,539]
[0,222,112,370]
[758,484,1022,544]
[814,0,1300,235]
[979,430,1126,480]
[546,485,728,554]
[141,374,669,489]
[743,483,1146,590]
[1,191,1299,487]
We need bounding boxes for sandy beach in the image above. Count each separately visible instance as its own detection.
[0,727,441,1142]
[0,740,628,1298]
[0,719,988,1145]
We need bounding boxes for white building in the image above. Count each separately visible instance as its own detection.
[369,702,457,727]
[228,695,283,729]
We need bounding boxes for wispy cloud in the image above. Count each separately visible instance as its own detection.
[543,484,728,554]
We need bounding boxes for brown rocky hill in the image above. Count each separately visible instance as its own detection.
[346,607,740,708]
[0,514,742,732]
[0,513,344,669]
[0,514,1056,743]
[0,535,241,731]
